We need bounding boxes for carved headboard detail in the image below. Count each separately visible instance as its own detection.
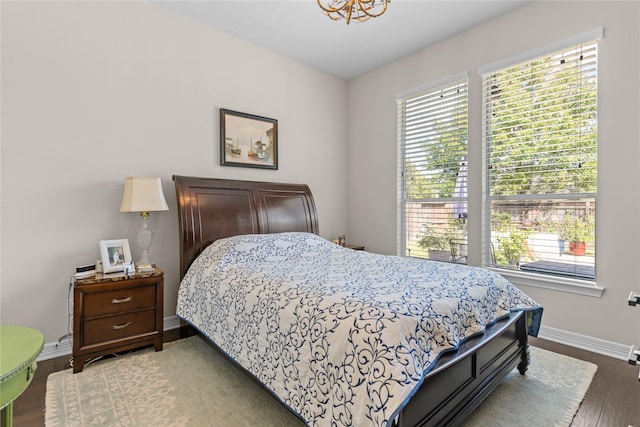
[173,175,319,279]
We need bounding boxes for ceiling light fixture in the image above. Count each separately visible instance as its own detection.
[317,0,389,25]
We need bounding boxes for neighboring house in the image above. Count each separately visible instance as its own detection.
[1,1,638,361]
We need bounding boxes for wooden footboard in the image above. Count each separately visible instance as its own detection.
[181,311,529,427]
[396,311,528,427]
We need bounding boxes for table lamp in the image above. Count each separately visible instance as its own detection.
[120,177,169,271]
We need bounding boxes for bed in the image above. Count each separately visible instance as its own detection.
[173,175,543,427]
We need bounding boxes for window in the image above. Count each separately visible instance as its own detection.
[481,38,598,281]
[397,76,468,261]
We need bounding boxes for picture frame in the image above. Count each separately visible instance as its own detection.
[220,108,278,170]
[99,239,133,273]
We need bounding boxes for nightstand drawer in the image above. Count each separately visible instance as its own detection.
[83,309,157,345]
[83,285,156,317]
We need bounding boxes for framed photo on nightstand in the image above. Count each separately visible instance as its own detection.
[99,239,132,273]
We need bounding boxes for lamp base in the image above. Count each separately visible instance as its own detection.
[136,249,154,272]
[136,213,156,272]
[136,262,155,272]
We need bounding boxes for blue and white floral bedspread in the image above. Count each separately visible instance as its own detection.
[177,232,542,427]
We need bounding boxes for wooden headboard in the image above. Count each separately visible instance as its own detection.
[173,175,319,279]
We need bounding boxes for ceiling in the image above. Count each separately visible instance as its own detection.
[157,1,530,80]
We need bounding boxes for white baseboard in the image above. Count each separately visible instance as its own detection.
[163,315,181,331]
[39,336,74,362]
[537,325,632,361]
[39,316,632,363]
[38,316,183,362]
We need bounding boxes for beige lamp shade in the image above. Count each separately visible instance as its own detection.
[120,177,169,213]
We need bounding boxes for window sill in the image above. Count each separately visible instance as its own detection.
[490,268,604,298]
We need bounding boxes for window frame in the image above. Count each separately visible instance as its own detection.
[396,73,469,261]
[479,29,603,297]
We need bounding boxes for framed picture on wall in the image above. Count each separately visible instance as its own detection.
[99,239,132,273]
[220,108,278,170]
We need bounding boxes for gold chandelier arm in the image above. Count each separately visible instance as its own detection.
[317,0,355,13]
[358,0,388,18]
[317,0,388,24]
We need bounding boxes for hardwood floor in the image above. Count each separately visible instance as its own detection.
[528,336,640,427]
[12,332,639,426]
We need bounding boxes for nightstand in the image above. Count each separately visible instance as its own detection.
[345,244,365,251]
[72,268,163,373]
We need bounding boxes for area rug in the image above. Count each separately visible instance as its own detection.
[462,344,597,427]
[46,336,597,426]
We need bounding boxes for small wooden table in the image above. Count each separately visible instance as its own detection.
[0,325,44,427]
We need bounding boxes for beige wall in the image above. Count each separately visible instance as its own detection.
[347,1,640,346]
[2,0,639,351]
[1,1,348,343]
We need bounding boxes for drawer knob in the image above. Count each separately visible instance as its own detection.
[112,296,133,304]
[112,322,132,330]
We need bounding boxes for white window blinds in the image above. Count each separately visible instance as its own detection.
[398,78,468,261]
[481,40,598,280]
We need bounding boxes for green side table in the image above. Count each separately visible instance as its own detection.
[0,325,44,427]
